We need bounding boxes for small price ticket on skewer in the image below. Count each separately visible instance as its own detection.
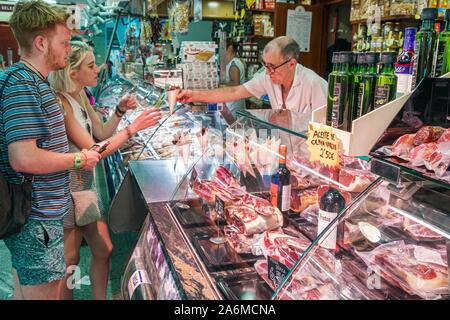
[306,124,342,170]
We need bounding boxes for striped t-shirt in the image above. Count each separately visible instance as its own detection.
[0,63,70,220]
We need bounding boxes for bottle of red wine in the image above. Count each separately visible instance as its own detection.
[317,186,346,250]
[270,145,291,216]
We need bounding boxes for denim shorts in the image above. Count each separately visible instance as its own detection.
[3,218,66,286]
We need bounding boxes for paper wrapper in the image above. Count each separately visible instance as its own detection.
[179,142,191,169]
[167,89,180,114]
[196,127,209,154]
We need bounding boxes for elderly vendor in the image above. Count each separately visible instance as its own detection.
[177,36,328,114]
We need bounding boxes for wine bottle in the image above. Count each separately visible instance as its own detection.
[395,27,417,94]
[412,7,439,88]
[317,187,346,250]
[374,52,398,109]
[270,145,291,216]
[434,9,450,77]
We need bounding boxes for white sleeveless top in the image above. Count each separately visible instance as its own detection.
[60,92,93,153]
[225,57,246,115]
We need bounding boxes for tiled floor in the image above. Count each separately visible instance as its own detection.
[0,160,137,300]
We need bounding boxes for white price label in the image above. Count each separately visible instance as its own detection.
[127,269,151,299]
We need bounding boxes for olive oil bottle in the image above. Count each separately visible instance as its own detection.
[374,52,398,109]
[412,7,439,88]
[327,52,353,131]
[348,52,366,131]
[356,52,379,118]
[434,9,450,77]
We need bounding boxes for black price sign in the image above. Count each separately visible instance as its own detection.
[215,196,225,218]
[370,158,400,185]
[267,256,290,287]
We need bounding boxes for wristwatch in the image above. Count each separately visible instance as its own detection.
[73,152,82,169]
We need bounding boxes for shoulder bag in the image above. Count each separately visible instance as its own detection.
[0,68,33,239]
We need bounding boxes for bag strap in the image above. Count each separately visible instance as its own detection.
[0,67,34,183]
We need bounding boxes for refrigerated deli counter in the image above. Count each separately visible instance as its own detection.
[104,78,449,300]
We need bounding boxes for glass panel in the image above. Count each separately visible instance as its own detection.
[99,80,223,163]
[274,172,449,300]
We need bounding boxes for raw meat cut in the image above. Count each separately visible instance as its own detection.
[356,241,448,299]
[413,126,444,146]
[391,134,415,158]
[407,143,439,166]
[403,218,444,242]
[193,179,242,204]
[260,230,311,269]
[339,167,377,193]
[290,188,318,213]
[215,166,240,188]
[290,172,321,190]
[223,225,254,254]
[225,204,283,236]
[437,128,450,143]
[241,193,279,216]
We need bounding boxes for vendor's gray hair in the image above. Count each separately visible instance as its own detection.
[264,36,300,61]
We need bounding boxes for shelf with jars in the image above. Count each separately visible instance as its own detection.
[350,0,448,53]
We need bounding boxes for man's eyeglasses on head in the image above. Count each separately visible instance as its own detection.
[262,57,293,73]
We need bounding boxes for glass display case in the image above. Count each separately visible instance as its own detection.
[98,78,224,164]
[118,104,448,300]
[273,171,449,300]
[161,112,380,299]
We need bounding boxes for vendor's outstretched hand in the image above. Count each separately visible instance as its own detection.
[176,89,195,103]
[118,94,137,111]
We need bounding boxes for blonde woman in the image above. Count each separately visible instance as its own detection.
[48,41,161,300]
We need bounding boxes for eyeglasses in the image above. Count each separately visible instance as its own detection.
[262,58,293,73]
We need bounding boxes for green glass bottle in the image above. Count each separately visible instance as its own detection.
[412,7,438,88]
[348,52,366,131]
[434,9,450,77]
[374,52,398,109]
[327,52,353,131]
[356,52,379,117]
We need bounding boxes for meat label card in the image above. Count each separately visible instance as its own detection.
[215,196,225,218]
[306,124,342,169]
[268,256,290,287]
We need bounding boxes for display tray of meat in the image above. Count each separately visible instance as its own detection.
[216,271,274,300]
[372,126,450,185]
[354,240,449,300]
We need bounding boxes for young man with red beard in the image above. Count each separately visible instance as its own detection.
[0,0,102,299]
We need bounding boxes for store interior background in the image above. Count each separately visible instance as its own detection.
[0,0,356,300]
[1,0,446,300]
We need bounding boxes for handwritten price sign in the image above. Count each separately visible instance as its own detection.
[306,124,342,169]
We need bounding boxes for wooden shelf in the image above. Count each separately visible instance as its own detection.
[351,15,443,24]
[242,35,274,39]
[249,8,275,13]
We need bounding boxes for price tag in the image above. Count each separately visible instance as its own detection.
[215,196,225,218]
[267,256,290,287]
[306,124,342,169]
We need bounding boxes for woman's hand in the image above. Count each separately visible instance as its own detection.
[117,94,137,112]
[80,149,102,171]
[128,109,162,134]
